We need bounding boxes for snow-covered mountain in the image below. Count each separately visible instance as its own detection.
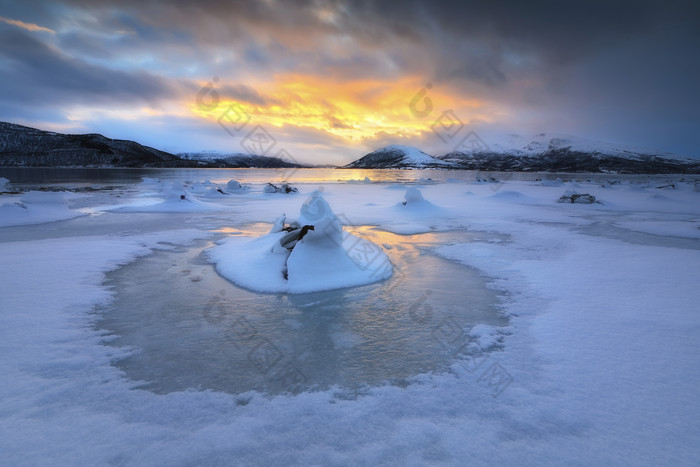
[345,145,454,169]
[438,133,700,174]
[178,152,305,168]
[345,136,699,174]
[0,122,307,168]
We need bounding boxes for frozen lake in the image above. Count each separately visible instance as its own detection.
[1,168,699,465]
[100,227,507,395]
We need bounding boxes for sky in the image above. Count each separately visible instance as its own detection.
[0,0,699,165]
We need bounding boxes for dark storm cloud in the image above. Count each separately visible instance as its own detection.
[1,0,698,155]
[0,25,178,106]
[39,0,700,87]
[217,83,277,107]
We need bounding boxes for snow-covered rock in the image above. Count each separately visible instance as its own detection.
[404,187,425,204]
[226,179,248,192]
[209,192,392,293]
[264,183,298,194]
[201,186,230,198]
[557,191,599,204]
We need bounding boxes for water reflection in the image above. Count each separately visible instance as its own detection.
[4,166,662,189]
[99,226,508,395]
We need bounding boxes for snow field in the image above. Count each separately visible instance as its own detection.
[1,173,699,465]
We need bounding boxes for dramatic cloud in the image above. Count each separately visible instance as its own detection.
[0,0,698,162]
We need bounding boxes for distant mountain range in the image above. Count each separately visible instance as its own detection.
[1,122,698,173]
[0,122,187,168]
[346,135,700,174]
[177,152,303,168]
[0,122,306,169]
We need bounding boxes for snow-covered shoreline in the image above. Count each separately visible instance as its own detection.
[1,171,699,465]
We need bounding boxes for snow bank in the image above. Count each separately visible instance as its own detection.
[0,191,86,227]
[116,182,227,212]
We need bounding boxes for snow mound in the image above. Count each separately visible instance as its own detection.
[348,176,372,184]
[187,181,211,193]
[200,186,231,198]
[488,190,532,202]
[0,177,10,191]
[405,187,424,203]
[394,188,441,213]
[209,191,392,293]
[226,179,248,192]
[0,191,85,227]
[116,182,224,212]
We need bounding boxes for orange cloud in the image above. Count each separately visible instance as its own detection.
[0,16,55,33]
[190,74,488,144]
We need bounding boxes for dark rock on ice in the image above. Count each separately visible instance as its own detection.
[279,225,315,250]
[264,183,298,194]
[558,192,598,204]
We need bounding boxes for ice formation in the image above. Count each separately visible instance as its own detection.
[209,191,392,293]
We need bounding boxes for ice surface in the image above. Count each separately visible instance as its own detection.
[114,182,231,212]
[1,169,699,465]
[0,190,86,227]
[100,228,502,395]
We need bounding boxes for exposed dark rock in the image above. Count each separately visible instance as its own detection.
[263,182,298,193]
[279,224,315,250]
[558,192,598,204]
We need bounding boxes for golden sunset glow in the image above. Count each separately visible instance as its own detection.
[190,74,487,142]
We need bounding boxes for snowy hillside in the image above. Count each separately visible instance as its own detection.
[345,145,453,169]
[343,135,699,173]
[178,152,306,168]
[439,133,700,174]
[0,121,188,168]
[0,122,307,168]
